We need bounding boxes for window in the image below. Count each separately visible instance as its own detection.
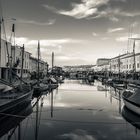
[137,63,139,68]
[18,69,20,74]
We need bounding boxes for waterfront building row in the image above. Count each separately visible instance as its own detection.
[95,52,140,73]
[0,39,48,80]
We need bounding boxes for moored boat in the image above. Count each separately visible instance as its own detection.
[122,106,140,129]
[122,84,140,115]
[0,84,33,114]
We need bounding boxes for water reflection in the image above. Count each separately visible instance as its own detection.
[97,85,109,92]
[50,91,54,118]
[1,80,140,140]
[0,101,32,139]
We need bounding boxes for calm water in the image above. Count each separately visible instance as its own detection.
[1,80,140,140]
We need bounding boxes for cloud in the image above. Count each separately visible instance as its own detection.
[109,16,119,22]
[116,36,128,42]
[14,37,81,47]
[92,32,98,37]
[14,37,84,62]
[15,37,28,45]
[107,27,124,33]
[43,0,109,19]
[116,34,140,42]
[59,129,96,140]
[120,11,140,17]
[130,21,139,27]
[18,19,56,26]
[101,37,110,40]
[43,0,140,21]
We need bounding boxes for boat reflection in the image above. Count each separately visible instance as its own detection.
[122,106,140,133]
[0,101,32,139]
[50,91,54,118]
[97,85,109,91]
[34,96,44,140]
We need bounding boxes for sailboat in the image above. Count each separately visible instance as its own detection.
[122,39,140,115]
[0,17,33,114]
[42,52,58,91]
[33,41,49,97]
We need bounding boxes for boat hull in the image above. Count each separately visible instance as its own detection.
[122,106,140,129]
[0,89,33,114]
[0,102,32,138]
[123,99,140,115]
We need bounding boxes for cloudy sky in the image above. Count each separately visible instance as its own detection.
[1,0,140,66]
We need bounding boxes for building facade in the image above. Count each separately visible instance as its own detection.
[97,53,140,74]
[96,58,110,67]
[12,45,31,78]
[0,39,48,80]
[30,56,48,75]
[0,39,12,79]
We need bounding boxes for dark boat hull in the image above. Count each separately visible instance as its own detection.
[0,89,33,114]
[122,84,140,115]
[122,106,140,129]
[0,102,33,138]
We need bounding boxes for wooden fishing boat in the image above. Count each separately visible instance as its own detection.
[122,84,140,115]
[33,41,49,97]
[0,84,33,114]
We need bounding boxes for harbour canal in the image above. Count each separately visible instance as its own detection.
[1,80,140,140]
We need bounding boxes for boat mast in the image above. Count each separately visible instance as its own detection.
[52,52,54,68]
[9,24,15,83]
[133,40,136,74]
[37,41,40,85]
[129,38,140,79]
[118,55,121,81]
[20,44,24,87]
[0,18,1,67]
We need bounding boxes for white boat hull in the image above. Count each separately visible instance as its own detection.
[124,99,140,115]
